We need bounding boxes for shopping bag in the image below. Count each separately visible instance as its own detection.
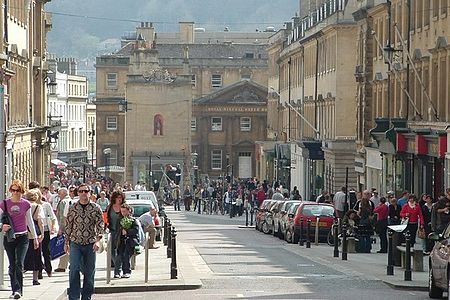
[50,235,66,260]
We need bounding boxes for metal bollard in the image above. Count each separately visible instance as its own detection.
[250,207,254,226]
[144,231,149,283]
[342,223,348,261]
[170,227,178,279]
[245,208,249,226]
[387,229,394,276]
[306,219,311,248]
[333,218,339,258]
[167,220,172,258]
[299,217,304,246]
[163,216,168,246]
[106,233,112,284]
[314,217,320,246]
[404,231,412,281]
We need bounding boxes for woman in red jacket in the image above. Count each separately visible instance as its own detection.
[400,194,424,245]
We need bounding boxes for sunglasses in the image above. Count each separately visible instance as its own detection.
[10,189,20,193]
[78,190,90,193]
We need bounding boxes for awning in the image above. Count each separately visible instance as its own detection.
[297,141,324,160]
[51,158,68,168]
[97,165,125,173]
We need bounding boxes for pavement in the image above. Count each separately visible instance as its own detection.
[0,207,430,299]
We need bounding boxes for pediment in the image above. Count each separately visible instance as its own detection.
[195,80,267,105]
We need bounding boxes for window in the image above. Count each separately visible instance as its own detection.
[244,52,254,59]
[154,114,163,136]
[106,116,118,130]
[211,74,222,88]
[191,75,196,87]
[241,74,251,80]
[240,117,251,131]
[107,73,117,88]
[191,117,197,131]
[211,150,222,170]
[104,148,118,166]
[211,117,222,131]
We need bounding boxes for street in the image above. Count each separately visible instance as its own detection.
[93,209,429,300]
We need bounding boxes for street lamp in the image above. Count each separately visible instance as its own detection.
[88,122,95,168]
[103,148,111,179]
[191,152,198,187]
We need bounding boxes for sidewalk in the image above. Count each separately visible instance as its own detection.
[0,220,202,299]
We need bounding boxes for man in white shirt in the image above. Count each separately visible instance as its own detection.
[134,181,146,191]
[333,187,347,219]
[138,208,159,249]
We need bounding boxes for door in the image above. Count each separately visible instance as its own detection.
[238,152,252,179]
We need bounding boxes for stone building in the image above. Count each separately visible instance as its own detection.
[267,0,358,199]
[96,22,269,185]
[355,0,450,197]
[192,80,267,180]
[0,1,53,192]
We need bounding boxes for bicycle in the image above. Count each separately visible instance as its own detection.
[327,222,341,246]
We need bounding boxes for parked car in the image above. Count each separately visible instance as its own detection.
[126,199,162,242]
[124,191,159,213]
[428,224,450,298]
[288,202,335,243]
[283,202,302,243]
[261,200,285,234]
[255,199,275,231]
[273,201,301,238]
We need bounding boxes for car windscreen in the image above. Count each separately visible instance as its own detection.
[302,205,334,217]
[130,205,151,217]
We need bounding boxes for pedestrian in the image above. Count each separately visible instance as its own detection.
[388,196,401,225]
[54,187,71,272]
[23,188,45,285]
[172,185,181,211]
[333,187,347,218]
[421,194,434,255]
[105,190,125,278]
[116,203,140,278]
[64,183,104,300]
[183,186,191,211]
[1,179,39,299]
[96,191,110,212]
[138,207,160,249]
[373,197,388,253]
[400,194,424,246]
[40,187,57,278]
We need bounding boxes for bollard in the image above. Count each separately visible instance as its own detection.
[106,233,112,284]
[245,208,249,226]
[342,223,348,261]
[170,227,178,279]
[163,216,168,246]
[314,217,320,246]
[299,217,304,246]
[144,231,149,283]
[250,207,254,226]
[387,228,394,276]
[404,231,412,281]
[167,220,172,258]
[333,218,339,258]
[306,219,311,248]
[198,199,201,214]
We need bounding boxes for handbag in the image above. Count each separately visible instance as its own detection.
[418,226,426,239]
[32,206,42,236]
[1,200,15,242]
[50,235,66,260]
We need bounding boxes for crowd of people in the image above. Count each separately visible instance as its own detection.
[0,177,160,300]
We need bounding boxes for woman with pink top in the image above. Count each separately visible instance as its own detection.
[1,179,39,299]
[400,194,425,246]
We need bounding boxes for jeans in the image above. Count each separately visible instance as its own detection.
[174,199,180,211]
[68,242,96,300]
[4,234,29,294]
[117,243,132,275]
[110,231,121,276]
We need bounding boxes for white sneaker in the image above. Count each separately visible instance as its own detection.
[13,292,21,299]
[9,294,14,299]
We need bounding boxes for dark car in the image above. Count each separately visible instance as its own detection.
[288,202,335,244]
[273,201,301,239]
[428,224,450,298]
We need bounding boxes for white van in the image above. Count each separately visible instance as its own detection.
[124,191,159,213]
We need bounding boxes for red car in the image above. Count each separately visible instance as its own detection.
[289,202,335,244]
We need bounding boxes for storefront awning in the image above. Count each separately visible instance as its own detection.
[297,141,324,160]
[51,158,68,168]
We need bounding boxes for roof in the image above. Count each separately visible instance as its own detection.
[194,80,267,105]
[116,43,268,60]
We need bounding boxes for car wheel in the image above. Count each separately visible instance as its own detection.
[428,262,443,299]
[262,221,271,234]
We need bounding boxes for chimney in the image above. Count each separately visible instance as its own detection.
[136,21,155,45]
[179,21,195,44]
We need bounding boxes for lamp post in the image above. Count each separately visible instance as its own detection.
[103,148,111,179]
[191,152,198,188]
[88,122,95,169]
